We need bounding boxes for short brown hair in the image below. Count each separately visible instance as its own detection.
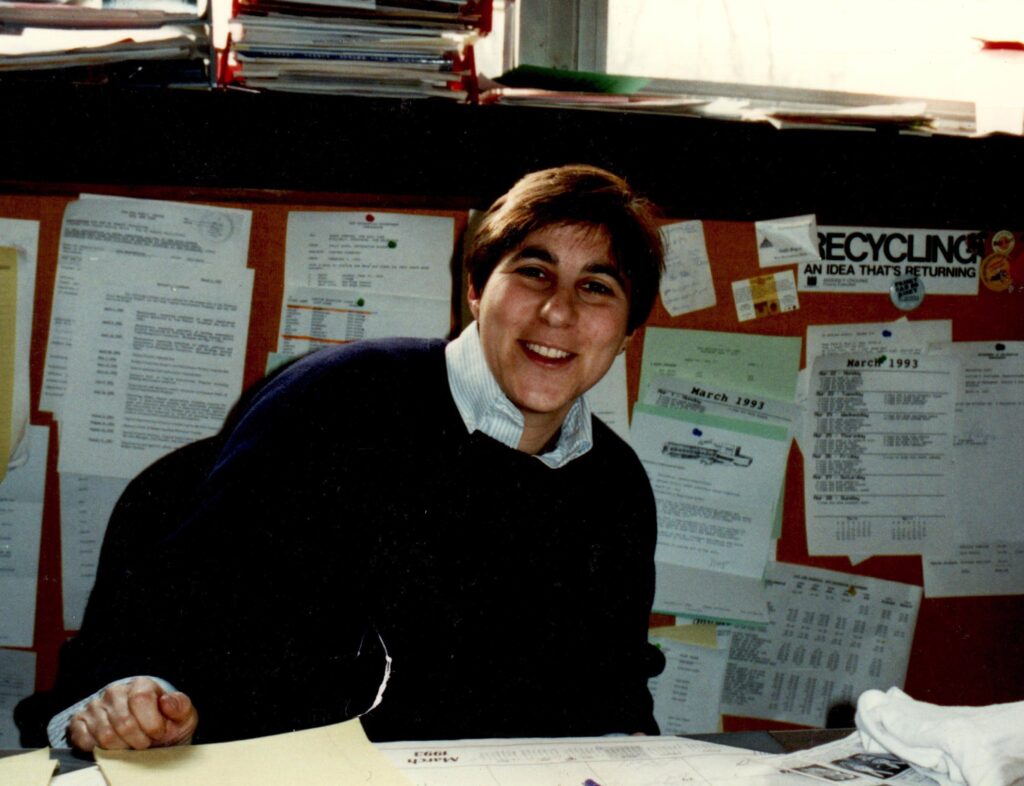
[465,165,664,333]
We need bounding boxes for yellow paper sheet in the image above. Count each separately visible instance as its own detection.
[649,623,720,649]
[0,246,17,484]
[0,748,57,786]
[96,718,412,786]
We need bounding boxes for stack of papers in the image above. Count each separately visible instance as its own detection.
[226,0,487,98]
[0,0,210,84]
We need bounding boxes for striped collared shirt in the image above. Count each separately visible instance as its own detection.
[444,322,593,469]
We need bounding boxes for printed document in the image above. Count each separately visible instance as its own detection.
[921,341,1024,596]
[658,220,716,317]
[721,561,921,728]
[632,375,798,624]
[924,541,1024,598]
[378,734,772,786]
[41,196,252,415]
[285,210,453,298]
[0,425,48,646]
[278,284,449,356]
[59,473,131,629]
[648,624,732,734]
[640,327,801,405]
[586,353,629,441]
[57,259,253,480]
[0,648,35,748]
[803,353,957,556]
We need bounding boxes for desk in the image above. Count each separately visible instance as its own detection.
[4,729,855,776]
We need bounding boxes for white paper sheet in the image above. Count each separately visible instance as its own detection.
[0,219,39,471]
[803,353,958,556]
[658,220,716,317]
[277,285,449,356]
[585,353,629,441]
[377,734,773,786]
[923,542,1024,598]
[59,473,131,630]
[57,259,253,480]
[285,210,453,298]
[720,561,921,728]
[0,426,48,647]
[921,341,1024,597]
[639,327,802,405]
[648,627,732,735]
[632,376,796,624]
[755,215,820,268]
[41,196,252,415]
[805,320,952,364]
[939,341,1023,544]
[0,648,36,748]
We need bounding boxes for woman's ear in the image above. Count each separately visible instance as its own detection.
[618,332,633,355]
[467,280,481,320]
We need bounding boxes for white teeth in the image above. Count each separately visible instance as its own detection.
[526,342,571,359]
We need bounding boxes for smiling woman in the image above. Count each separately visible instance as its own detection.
[469,224,633,454]
[18,164,670,751]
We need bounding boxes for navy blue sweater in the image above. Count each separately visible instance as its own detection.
[20,338,664,744]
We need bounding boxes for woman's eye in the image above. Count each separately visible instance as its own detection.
[515,265,548,280]
[582,280,614,296]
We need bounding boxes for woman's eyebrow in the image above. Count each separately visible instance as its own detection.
[584,262,627,287]
[512,245,556,263]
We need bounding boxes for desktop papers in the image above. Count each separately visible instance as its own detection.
[57,259,253,481]
[658,220,716,317]
[0,748,55,786]
[720,561,921,728]
[763,733,944,785]
[0,426,48,647]
[41,196,252,416]
[378,734,774,786]
[633,375,798,624]
[95,718,411,786]
[803,353,958,557]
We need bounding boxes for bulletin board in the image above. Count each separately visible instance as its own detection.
[2,180,1022,737]
[633,219,1024,728]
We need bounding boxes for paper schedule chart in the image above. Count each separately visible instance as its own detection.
[720,562,921,728]
[803,353,958,556]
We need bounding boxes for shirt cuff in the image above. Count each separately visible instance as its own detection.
[46,675,177,748]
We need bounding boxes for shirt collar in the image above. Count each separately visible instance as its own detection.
[445,322,593,468]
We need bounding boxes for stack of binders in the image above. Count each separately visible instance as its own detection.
[0,0,212,85]
[223,0,490,99]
